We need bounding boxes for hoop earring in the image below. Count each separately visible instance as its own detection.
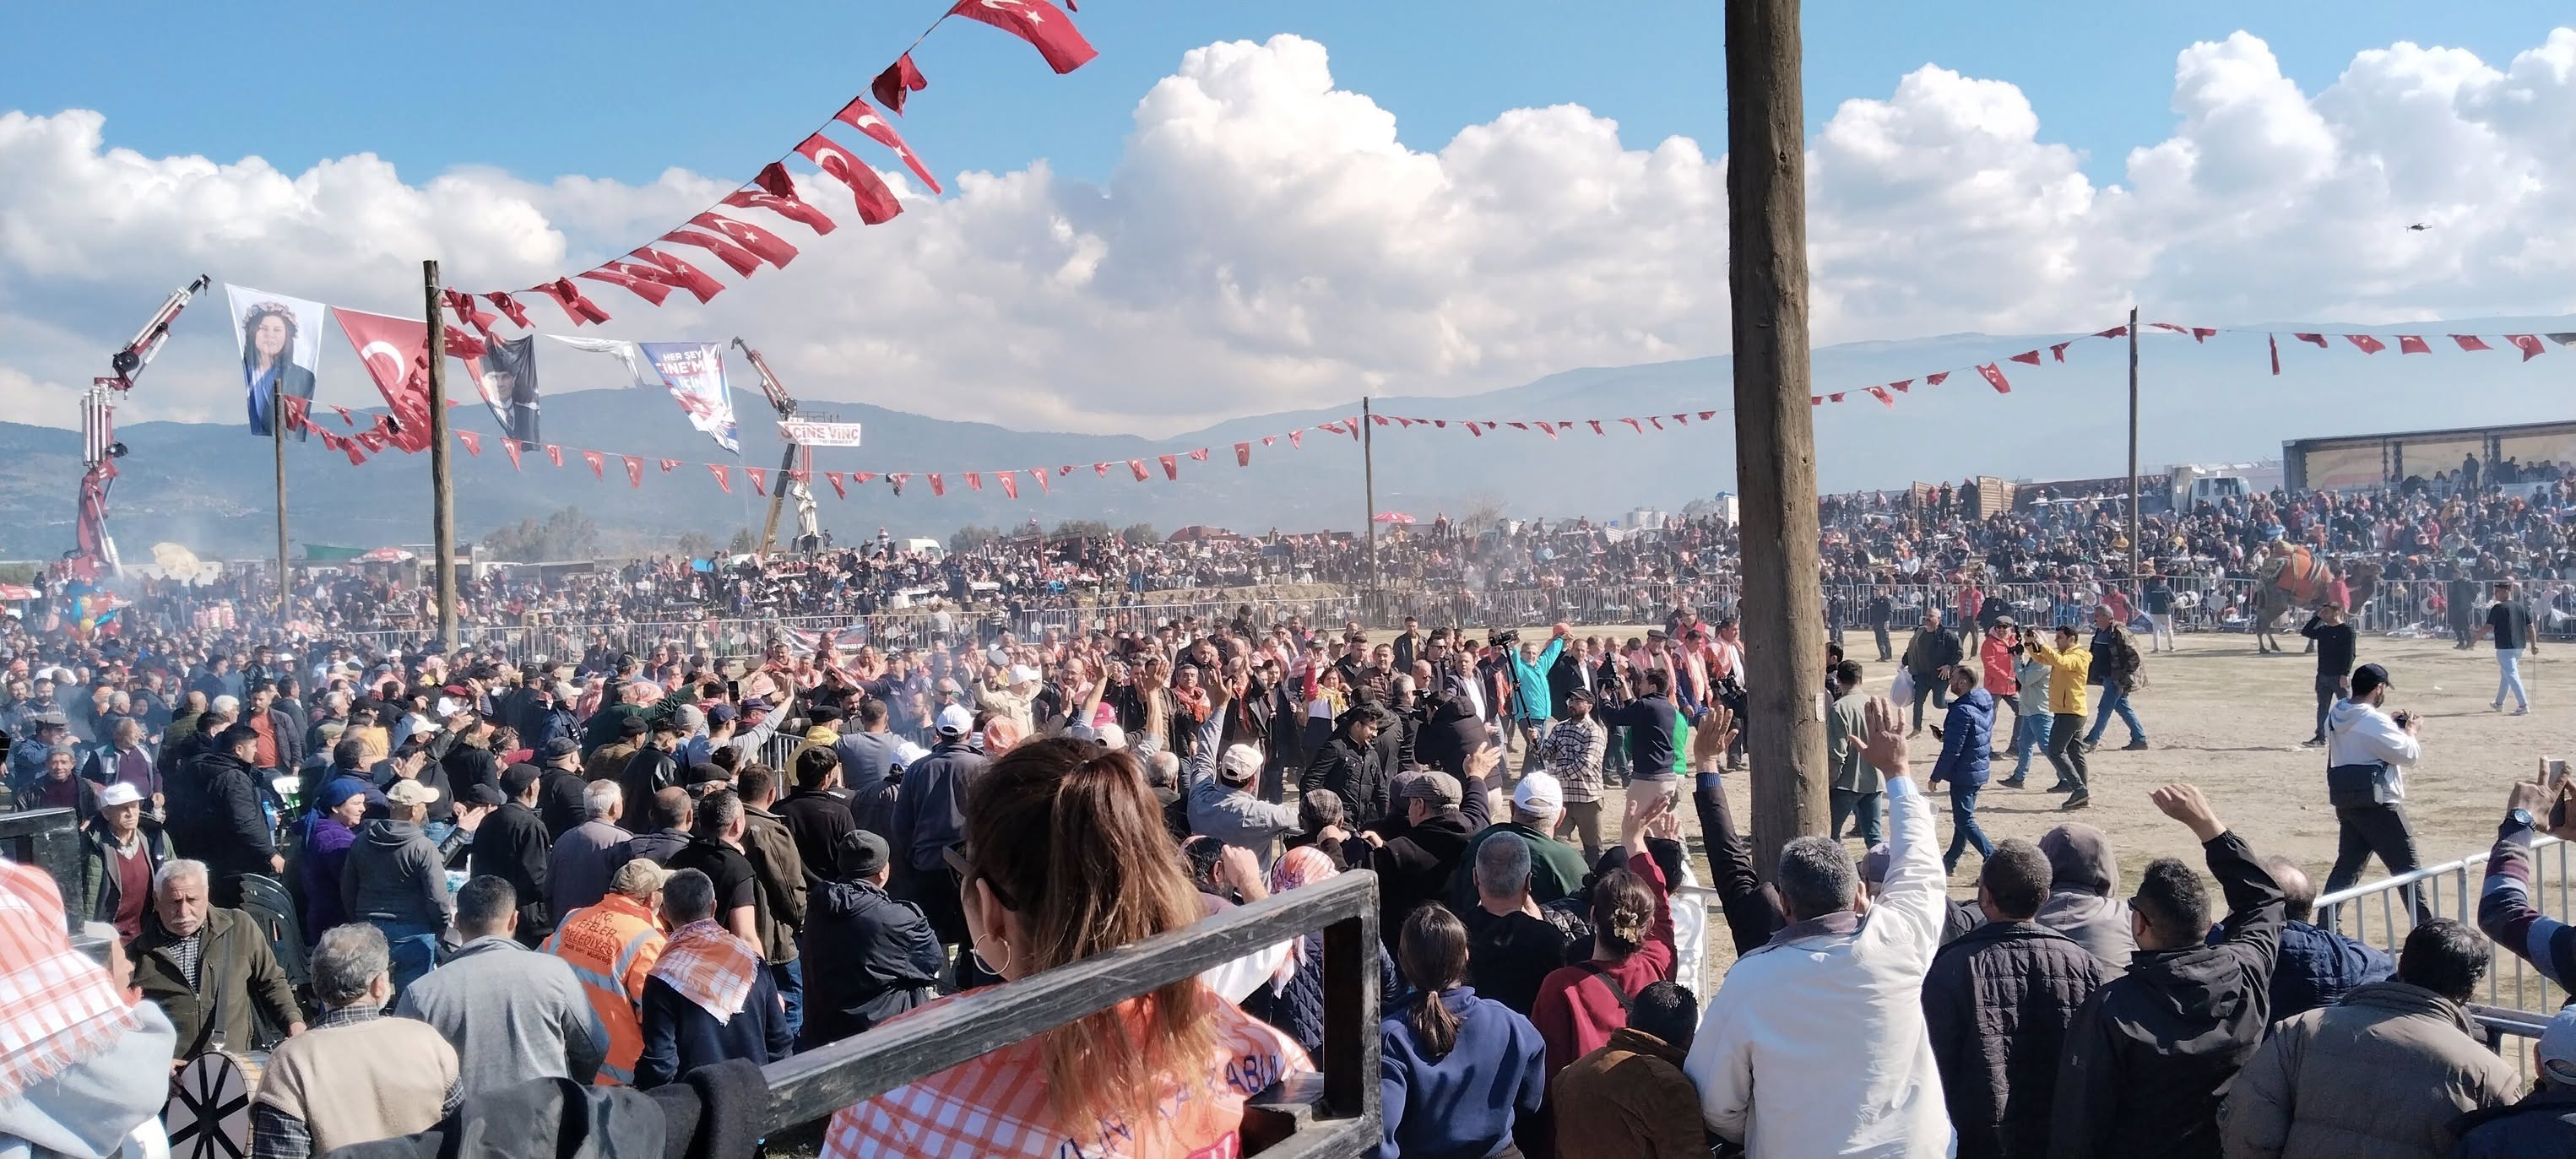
[969,932,1010,977]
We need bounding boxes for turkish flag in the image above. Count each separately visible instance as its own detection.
[2396,335,2430,354]
[1647,416,1665,431]
[999,473,1018,500]
[2451,334,2492,352]
[1977,363,2011,393]
[1159,454,1178,479]
[2150,322,2187,333]
[333,405,355,425]
[1033,468,1050,494]
[579,265,674,306]
[1094,463,1109,477]
[333,308,437,452]
[457,431,481,456]
[873,53,928,115]
[965,471,982,491]
[659,229,763,277]
[833,95,942,193]
[1234,441,1250,466]
[442,289,499,342]
[2009,349,2042,366]
[1587,420,1604,435]
[825,470,845,498]
[484,292,533,328]
[1621,418,1642,432]
[2506,333,2545,361]
[795,133,903,225]
[659,458,681,473]
[949,0,1098,73]
[887,474,906,496]
[2095,325,2128,338]
[690,213,799,268]
[853,472,877,484]
[1370,414,1389,425]
[1868,386,1894,408]
[1925,371,1950,387]
[2048,342,2071,362]
[2191,328,2215,342]
[2269,333,2280,376]
[630,249,724,303]
[2294,333,2328,348]
[1828,393,1845,403]
[1129,459,1148,481]
[1059,464,1075,475]
[725,173,838,236]
[575,449,600,479]
[505,439,523,471]
[929,473,944,496]
[442,328,486,360]
[624,456,644,488]
[1809,396,1822,406]
[1465,423,1483,437]
[708,463,732,493]
[2346,334,2387,354]
[545,444,564,467]
[1319,421,1344,436]
[1890,380,1912,393]
[746,467,769,496]
[534,278,611,325]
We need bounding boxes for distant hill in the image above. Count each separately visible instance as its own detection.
[6,316,2568,560]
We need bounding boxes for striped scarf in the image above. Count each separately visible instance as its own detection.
[649,919,760,1025]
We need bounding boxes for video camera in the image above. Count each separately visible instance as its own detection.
[1488,628,1520,649]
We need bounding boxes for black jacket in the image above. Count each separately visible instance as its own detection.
[1906,625,1966,680]
[2450,1084,2576,1159]
[537,768,589,839]
[1546,653,1589,720]
[777,788,860,882]
[442,744,502,804]
[1305,734,1388,827]
[633,962,791,1089]
[2049,831,2283,1159]
[1367,773,1489,950]
[470,801,554,933]
[799,878,943,1049]
[1925,919,2110,1159]
[169,750,274,879]
[619,746,681,820]
[1416,700,1487,781]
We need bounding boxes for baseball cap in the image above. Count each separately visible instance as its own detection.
[2541,1004,2576,1084]
[1217,745,1264,784]
[891,740,931,769]
[707,703,739,726]
[1007,664,1039,686]
[2351,663,2391,696]
[1069,720,1128,750]
[935,704,975,737]
[1513,771,1564,812]
[386,780,443,809]
[97,783,144,809]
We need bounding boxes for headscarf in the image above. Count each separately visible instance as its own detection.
[648,919,760,1025]
[1265,846,1340,992]
[0,860,140,1100]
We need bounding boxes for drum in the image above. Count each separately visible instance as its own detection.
[165,1049,265,1159]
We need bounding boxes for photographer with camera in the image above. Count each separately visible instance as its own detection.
[2321,663,2429,925]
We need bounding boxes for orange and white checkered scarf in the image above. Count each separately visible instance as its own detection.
[0,859,139,1101]
[649,919,760,1025]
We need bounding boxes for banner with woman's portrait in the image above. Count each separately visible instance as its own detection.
[225,284,326,439]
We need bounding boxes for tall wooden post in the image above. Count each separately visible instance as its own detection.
[2126,306,2140,587]
[1727,0,1828,870]
[424,261,459,647]
[273,372,288,615]
[1362,397,1378,621]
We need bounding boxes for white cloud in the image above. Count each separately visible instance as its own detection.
[2,28,2573,436]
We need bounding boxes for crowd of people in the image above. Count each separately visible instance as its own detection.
[0,572,2569,1158]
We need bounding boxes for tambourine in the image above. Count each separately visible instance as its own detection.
[165,1049,265,1159]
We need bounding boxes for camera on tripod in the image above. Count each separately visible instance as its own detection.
[1488,628,1519,649]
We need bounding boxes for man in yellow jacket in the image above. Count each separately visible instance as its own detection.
[544,858,669,1086]
[2019,625,2095,810]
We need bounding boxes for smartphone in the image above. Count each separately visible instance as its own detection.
[2546,757,2570,791]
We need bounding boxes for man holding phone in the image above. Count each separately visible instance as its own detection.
[2321,663,2427,924]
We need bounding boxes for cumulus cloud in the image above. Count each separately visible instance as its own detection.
[1,28,2572,436]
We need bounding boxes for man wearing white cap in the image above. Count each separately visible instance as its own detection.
[974,663,1039,739]
[2448,1004,2576,1153]
[1449,770,1588,913]
[890,703,995,986]
[79,781,172,942]
[1188,744,1299,870]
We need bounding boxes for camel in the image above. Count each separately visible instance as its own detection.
[2253,553,2383,654]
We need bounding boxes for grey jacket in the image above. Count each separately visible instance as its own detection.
[2036,823,2134,971]
[344,818,462,929]
[396,935,608,1097]
[2220,982,2518,1159]
[1186,776,1299,870]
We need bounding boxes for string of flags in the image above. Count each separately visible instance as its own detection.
[437,0,1097,338]
[268,317,2566,500]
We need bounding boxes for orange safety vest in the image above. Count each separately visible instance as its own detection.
[543,893,665,1086]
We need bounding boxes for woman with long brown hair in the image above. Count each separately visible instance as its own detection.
[1378,904,1546,1159]
[821,737,1311,1158]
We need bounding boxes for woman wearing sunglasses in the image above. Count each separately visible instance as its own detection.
[822,737,1313,1158]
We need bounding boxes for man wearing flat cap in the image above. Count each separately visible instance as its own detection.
[800,830,943,1048]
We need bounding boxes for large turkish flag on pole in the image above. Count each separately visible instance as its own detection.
[949,0,1098,73]
[332,308,437,452]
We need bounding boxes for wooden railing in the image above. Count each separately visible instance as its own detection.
[758,868,1384,1156]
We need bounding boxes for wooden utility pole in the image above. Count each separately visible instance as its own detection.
[424,260,459,647]
[272,370,288,615]
[1727,0,1828,870]
[2125,306,2141,588]
[1362,396,1379,620]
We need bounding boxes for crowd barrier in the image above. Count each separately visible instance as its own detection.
[2316,832,2568,1084]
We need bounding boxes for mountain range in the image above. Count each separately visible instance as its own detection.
[3,316,2568,561]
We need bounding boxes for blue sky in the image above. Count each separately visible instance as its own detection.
[4,1,2568,192]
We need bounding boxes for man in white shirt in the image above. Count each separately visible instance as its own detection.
[2320,663,2427,923]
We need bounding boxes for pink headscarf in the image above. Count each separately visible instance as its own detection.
[1266,846,1340,992]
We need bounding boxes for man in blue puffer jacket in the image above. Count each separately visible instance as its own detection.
[1928,667,1994,875]
[2203,852,2391,1020]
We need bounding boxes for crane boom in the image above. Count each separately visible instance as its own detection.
[730,338,802,556]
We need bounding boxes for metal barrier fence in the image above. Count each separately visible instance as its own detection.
[2315,832,2568,1085]
[758,867,1383,1153]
